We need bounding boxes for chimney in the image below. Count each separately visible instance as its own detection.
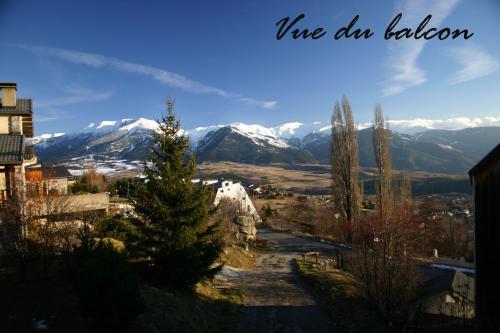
[0,82,17,107]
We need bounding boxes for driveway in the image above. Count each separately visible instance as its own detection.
[217,228,348,333]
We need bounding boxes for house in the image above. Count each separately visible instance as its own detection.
[213,180,261,223]
[469,143,500,332]
[419,266,475,319]
[0,82,37,205]
[25,165,74,196]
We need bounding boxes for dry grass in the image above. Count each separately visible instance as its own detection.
[197,162,331,192]
[130,281,244,333]
[220,245,256,270]
[296,259,390,333]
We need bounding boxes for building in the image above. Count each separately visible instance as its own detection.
[25,165,74,196]
[469,143,500,332]
[0,83,110,255]
[213,180,261,222]
[0,82,37,205]
[419,266,475,319]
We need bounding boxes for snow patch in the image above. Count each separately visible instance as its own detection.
[438,144,454,150]
[96,120,117,129]
[118,118,159,131]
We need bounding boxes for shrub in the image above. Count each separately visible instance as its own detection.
[74,242,143,328]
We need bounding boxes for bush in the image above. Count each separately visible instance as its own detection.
[74,242,143,328]
[95,215,140,244]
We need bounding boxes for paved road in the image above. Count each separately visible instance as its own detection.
[217,228,348,333]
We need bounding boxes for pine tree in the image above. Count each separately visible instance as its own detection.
[134,97,222,288]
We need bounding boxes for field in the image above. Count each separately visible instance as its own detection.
[197,162,471,196]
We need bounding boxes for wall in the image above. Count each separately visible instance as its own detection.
[0,117,9,134]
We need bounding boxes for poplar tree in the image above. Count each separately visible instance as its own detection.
[134,98,222,288]
[330,96,362,241]
[373,104,393,222]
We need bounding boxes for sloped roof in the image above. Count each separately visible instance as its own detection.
[42,165,73,179]
[469,142,500,178]
[0,134,24,164]
[0,99,33,115]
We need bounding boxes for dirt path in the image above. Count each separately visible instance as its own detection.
[217,228,346,333]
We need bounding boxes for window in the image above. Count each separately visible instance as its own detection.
[10,116,22,134]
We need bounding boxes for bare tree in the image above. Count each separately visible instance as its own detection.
[211,198,240,246]
[353,178,422,327]
[352,106,423,328]
[330,96,362,241]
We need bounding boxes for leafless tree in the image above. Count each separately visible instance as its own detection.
[352,106,423,328]
[353,179,422,327]
[330,96,362,241]
[211,198,240,246]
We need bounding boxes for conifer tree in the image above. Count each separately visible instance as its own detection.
[134,97,222,288]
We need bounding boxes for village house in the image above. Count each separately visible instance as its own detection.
[0,82,37,204]
[0,83,109,254]
[419,266,475,319]
[212,180,262,223]
[25,165,75,196]
[469,142,500,332]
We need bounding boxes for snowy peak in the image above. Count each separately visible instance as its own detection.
[271,122,303,138]
[228,123,290,148]
[117,118,159,132]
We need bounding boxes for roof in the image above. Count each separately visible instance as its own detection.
[0,82,17,89]
[469,143,500,178]
[420,265,475,300]
[422,270,455,299]
[42,165,73,179]
[0,98,33,115]
[0,134,24,164]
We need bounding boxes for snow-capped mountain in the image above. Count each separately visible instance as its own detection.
[34,117,500,175]
[34,119,327,151]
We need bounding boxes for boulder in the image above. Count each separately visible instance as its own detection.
[234,215,257,241]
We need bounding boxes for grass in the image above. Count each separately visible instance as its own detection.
[129,280,244,333]
[220,244,256,270]
[0,253,246,333]
[295,258,390,333]
[129,245,252,333]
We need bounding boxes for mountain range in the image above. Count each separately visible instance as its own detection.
[33,118,500,175]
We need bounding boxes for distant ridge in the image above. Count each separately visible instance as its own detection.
[34,118,500,175]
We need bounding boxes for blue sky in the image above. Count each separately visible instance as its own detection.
[1,0,499,134]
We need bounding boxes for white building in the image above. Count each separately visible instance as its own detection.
[213,180,261,223]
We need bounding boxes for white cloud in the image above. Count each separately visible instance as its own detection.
[316,116,500,133]
[382,0,459,96]
[35,85,114,121]
[37,90,114,108]
[21,45,277,109]
[448,45,500,84]
[361,116,500,131]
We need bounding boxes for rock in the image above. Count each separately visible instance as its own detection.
[234,216,257,241]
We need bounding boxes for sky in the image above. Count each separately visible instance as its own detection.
[0,0,499,135]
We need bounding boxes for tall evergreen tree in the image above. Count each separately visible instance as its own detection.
[134,98,222,288]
